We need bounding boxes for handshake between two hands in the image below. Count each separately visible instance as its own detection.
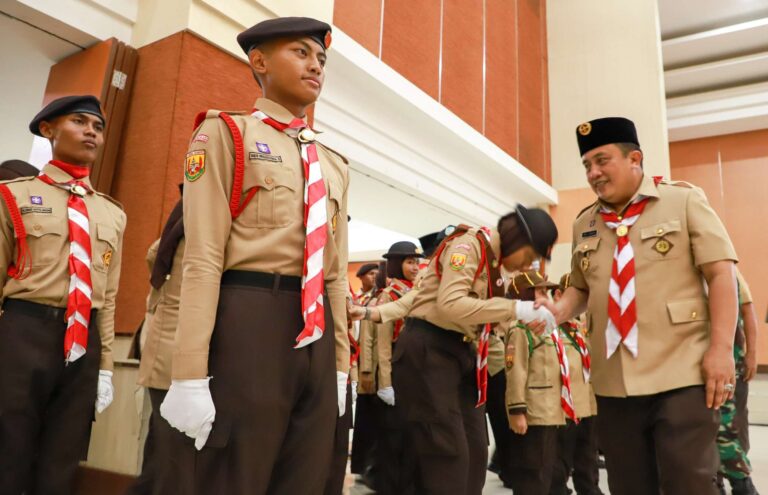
[516,299,559,335]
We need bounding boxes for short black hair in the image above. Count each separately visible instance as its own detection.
[615,142,643,167]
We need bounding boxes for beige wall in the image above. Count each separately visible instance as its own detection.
[545,0,669,279]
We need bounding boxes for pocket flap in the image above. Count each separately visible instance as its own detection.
[574,237,600,254]
[640,220,682,240]
[666,298,709,323]
[244,165,297,192]
[97,224,118,249]
[25,217,66,238]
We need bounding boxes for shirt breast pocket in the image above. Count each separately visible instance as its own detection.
[574,237,601,279]
[93,224,118,273]
[639,220,682,261]
[239,165,299,228]
[24,216,66,267]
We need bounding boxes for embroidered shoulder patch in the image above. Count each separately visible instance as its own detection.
[185,150,206,182]
[454,243,472,251]
[192,133,209,143]
[449,252,467,271]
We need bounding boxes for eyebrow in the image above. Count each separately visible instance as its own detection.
[297,39,326,61]
[583,152,608,166]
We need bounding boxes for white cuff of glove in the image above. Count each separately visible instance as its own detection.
[337,372,349,417]
[377,386,395,406]
[160,377,216,450]
[95,370,114,414]
[351,381,358,404]
[515,300,557,332]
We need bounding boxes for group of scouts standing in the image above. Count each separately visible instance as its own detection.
[0,13,760,495]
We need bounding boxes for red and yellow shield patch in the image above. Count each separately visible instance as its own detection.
[449,252,467,271]
[185,150,206,182]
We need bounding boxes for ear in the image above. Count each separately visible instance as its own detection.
[37,120,54,140]
[629,149,643,167]
[249,48,268,78]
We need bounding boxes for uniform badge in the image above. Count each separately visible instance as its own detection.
[331,213,338,233]
[185,150,206,182]
[653,237,673,255]
[580,256,590,271]
[449,253,467,271]
[256,142,271,154]
[495,278,504,287]
[102,249,113,269]
[454,243,472,251]
[192,133,209,143]
[578,122,592,136]
[589,220,596,227]
[505,343,515,368]
[581,230,597,238]
[30,196,43,205]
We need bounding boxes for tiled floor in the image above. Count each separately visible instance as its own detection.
[348,424,767,493]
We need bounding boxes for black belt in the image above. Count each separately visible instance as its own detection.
[1,298,98,322]
[407,318,473,343]
[221,270,302,292]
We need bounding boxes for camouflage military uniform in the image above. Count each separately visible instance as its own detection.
[717,278,752,481]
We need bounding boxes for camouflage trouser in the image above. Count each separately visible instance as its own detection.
[717,349,751,480]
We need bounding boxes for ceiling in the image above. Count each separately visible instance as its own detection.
[658,0,768,140]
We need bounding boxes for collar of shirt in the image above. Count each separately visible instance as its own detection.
[595,173,660,216]
[41,162,95,190]
[254,97,307,125]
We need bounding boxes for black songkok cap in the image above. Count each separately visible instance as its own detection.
[356,263,379,277]
[575,117,639,156]
[29,95,105,137]
[237,17,332,55]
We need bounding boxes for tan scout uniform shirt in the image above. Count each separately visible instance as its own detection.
[736,269,752,304]
[409,228,518,339]
[138,238,185,390]
[505,324,593,426]
[172,98,350,379]
[570,174,737,397]
[357,290,378,395]
[0,163,126,370]
[375,279,413,389]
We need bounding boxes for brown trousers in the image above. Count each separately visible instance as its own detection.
[324,382,352,495]
[550,416,601,495]
[0,301,100,495]
[163,283,337,495]
[350,392,378,475]
[125,388,173,495]
[392,319,488,495]
[486,370,514,485]
[505,424,559,495]
[597,386,720,495]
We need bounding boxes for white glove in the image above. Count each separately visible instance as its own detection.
[515,300,557,332]
[95,370,114,413]
[337,372,348,417]
[351,381,358,404]
[160,378,216,450]
[377,386,395,406]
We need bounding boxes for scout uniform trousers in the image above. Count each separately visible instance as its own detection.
[163,271,336,495]
[125,388,175,495]
[505,424,559,495]
[324,382,352,495]
[0,299,100,495]
[597,386,720,495]
[391,318,487,495]
[486,369,514,486]
[550,417,602,495]
[350,393,379,476]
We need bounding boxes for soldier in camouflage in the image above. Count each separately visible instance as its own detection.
[717,270,760,495]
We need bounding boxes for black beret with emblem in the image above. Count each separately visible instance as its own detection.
[418,225,456,258]
[575,117,640,156]
[29,95,105,137]
[382,241,423,260]
[356,263,379,278]
[237,17,332,55]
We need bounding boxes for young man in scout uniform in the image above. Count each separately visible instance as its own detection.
[127,195,185,495]
[538,117,739,494]
[389,206,559,495]
[355,263,378,302]
[717,270,761,495]
[159,17,351,494]
[0,95,125,494]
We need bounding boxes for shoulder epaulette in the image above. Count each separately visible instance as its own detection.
[575,201,598,219]
[0,176,37,187]
[658,179,694,189]
[94,191,125,211]
[193,109,248,130]
[316,141,349,165]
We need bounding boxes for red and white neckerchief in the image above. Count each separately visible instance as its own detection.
[564,321,591,383]
[475,226,494,407]
[253,109,327,348]
[37,161,93,363]
[551,328,578,422]
[387,278,414,342]
[599,193,653,358]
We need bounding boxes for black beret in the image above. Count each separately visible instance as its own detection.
[382,241,424,260]
[237,17,332,55]
[575,117,639,156]
[515,204,558,260]
[418,225,456,258]
[0,160,39,180]
[29,95,105,137]
[356,263,379,277]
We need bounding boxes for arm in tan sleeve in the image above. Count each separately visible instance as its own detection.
[435,235,517,330]
[505,324,529,416]
[488,331,505,377]
[172,118,234,379]
[736,269,753,304]
[96,210,126,371]
[0,199,14,298]
[378,288,417,323]
[687,187,738,266]
[375,291,394,389]
[325,171,350,375]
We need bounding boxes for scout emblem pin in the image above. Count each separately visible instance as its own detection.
[578,122,592,136]
[616,225,628,237]
[103,249,113,269]
[654,238,672,255]
[298,128,316,143]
